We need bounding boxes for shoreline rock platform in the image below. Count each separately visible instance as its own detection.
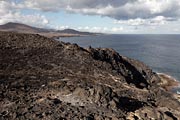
[0,31,180,120]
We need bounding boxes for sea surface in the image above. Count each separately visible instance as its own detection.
[59,34,180,91]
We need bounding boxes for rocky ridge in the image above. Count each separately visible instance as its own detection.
[0,31,180,120]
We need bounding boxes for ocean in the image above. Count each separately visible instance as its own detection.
[59,34,180,87]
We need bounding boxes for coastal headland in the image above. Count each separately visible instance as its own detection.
[0,31,180,119]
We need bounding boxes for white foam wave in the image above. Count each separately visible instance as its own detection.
[157,73,178,82]
[157,73,180,94]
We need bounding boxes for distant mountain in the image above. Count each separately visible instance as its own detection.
[0,22,51,33]
[57,29,95,36]
[0,22,99,38]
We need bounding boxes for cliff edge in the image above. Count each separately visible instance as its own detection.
[0,32,180,120]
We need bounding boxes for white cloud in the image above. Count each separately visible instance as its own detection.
[21,0,180,21]
[1,0,180,34]
[0,0,49,27]
[84,26,89,30]
[74,26,124,33]
[173,28,179,32]
[111,27,124,32]
[0,12,49,27]
[114,16,171,26]
[77,27,83,30]
[76,26,103,32]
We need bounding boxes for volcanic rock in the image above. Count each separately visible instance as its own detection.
[0,31,180,120]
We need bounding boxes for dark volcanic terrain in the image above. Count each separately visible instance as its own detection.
[0,31,180,120]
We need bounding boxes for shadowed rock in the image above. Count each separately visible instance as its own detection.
[0,31,180,120]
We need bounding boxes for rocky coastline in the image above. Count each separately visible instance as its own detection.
[157,73,180,91]
[0,31,180,120]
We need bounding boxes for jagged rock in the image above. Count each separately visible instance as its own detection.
[0,31,180,120]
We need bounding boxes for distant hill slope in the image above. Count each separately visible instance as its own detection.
[0,22,50,33]
[0,22,98,38]
[57,29,95,35]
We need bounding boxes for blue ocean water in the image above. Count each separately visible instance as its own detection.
[59,34,180,83]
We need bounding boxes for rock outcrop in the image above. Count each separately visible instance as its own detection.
[0,31,180,120]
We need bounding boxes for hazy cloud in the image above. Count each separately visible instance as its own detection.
[0,0,49,27]
[56,25,69,30]
[114,16,171,26]
[73,26,124,33]
[22,0,180,21]
[1,0,180,32]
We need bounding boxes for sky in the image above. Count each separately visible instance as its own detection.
[0,0,180,34]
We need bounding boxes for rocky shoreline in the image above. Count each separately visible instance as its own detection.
[0,31,180,120]
[157,73,180,92]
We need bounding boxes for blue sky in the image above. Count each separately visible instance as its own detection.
[1,0,180,34]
